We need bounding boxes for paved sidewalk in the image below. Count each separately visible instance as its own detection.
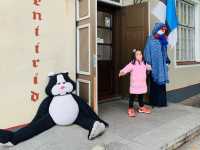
[1,100,200,150]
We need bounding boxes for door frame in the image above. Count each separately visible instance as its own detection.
[76,0,98,113]
[97,2,150,100]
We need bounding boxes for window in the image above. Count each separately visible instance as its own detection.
[97,11,112,61]
[176,0,196,64]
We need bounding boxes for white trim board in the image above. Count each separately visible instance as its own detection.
[174,64,200,68]
[95,0,98,114]
[76,24,91,75]
[97,0,122,6]
[183,0,200,4]
[194,3,200,62]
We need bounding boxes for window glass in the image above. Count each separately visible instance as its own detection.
[176,0,195,62]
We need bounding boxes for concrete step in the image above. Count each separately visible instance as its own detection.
[167,125,200,150]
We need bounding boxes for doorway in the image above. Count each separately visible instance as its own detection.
[97,2,149,101]
[97,3,121,100]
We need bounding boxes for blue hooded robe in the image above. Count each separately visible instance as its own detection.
[144,23,170,85]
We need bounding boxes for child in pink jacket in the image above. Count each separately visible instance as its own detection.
[119,49,152,117]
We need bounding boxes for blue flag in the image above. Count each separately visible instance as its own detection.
[166,0,178,32]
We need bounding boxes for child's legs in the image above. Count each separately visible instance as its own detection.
[138,94,145,107]
[129,94,136,108]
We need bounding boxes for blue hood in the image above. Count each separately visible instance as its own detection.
[144,22,170,85]
[152,23,167,35]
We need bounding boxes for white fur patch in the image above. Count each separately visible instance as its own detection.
[48,72,55,77]
[0,142,14,147]
[51,74,73,96]
[89,121,105,140]
[49,95,79,125]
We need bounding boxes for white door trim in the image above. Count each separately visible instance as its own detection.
[76,23,91,75]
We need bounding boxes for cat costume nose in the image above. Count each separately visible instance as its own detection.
[60,86,65,89]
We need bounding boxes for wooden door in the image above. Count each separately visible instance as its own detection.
[76,0,98,112]
[119,3,149,98]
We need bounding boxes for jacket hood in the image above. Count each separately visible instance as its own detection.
[152,23,167,35]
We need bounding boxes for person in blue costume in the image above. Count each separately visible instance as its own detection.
[144,23,171,107]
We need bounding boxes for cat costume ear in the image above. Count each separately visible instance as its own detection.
[48,72,55,77]
[63,72,69,76]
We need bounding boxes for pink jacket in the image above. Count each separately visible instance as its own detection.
[121,61,148,94]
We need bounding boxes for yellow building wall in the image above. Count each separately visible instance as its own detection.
[0,0,76,128]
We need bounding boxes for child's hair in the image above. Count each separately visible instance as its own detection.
[131,49,145,65]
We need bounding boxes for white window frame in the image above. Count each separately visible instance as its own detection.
[175,0,200,68]
[97,0,122,6]
[194,2,200,62]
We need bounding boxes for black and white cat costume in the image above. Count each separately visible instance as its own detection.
[0,72,108,145]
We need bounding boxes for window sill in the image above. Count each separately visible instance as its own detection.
[176,61,200,66]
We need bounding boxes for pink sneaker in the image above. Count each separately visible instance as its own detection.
[128,108,136,117]
[138,106,151,114]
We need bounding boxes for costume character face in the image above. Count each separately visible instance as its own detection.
[45,72,76,96]
[51,75,73,95]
